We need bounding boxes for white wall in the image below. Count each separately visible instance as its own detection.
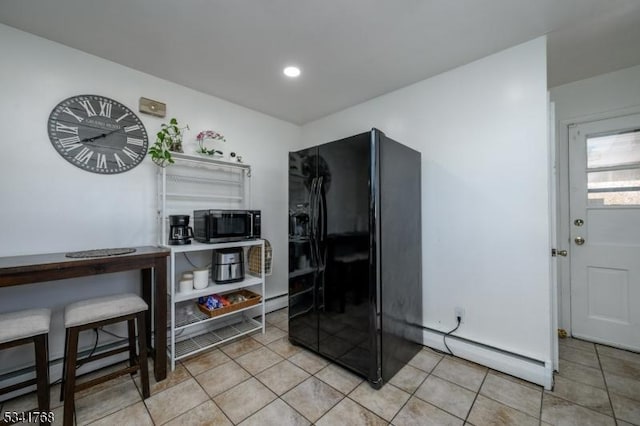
[301,38,552,382]
[550,64,640,332]
[0,24,299,375]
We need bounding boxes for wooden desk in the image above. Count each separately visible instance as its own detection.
[0,246,169,381]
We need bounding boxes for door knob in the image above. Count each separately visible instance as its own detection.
[574,237,585,245]
[552,249,568,257]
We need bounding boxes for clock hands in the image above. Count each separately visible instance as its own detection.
[81,128,120,143]
[82,134,105,143]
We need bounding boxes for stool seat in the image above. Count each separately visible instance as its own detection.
[0,308,51,344]
[64,293,147,327]
[0,308,51,425]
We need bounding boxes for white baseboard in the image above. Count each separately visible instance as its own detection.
[422,329,553,390]
[265,292,288,312]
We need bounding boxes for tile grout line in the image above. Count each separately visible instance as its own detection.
[550,342,635,424]
[293,355,358,423]
[594,344,618,425]
[462,368,488,424]
[547,364,619,419]
[403,353,483,423]
[276,395,314,425]
[229,378,274,425]
[299,386,344,425]
[171,357,236,426]
[139,372,157,426]
[74,375,141,426]
[251,346,337,425]
[189,362,236,426]
[541,387,618,422]
[340,395,391,425]
[387,365,432,425]
[207,332,304,424]
[212,360,270,423]
[558,340,603,369]
[462,385,542,423]
[230,321,311,424]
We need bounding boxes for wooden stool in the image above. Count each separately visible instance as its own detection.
[0,308,51,425]
[60,294,149,426]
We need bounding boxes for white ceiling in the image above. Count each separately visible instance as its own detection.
[1,0,640,125]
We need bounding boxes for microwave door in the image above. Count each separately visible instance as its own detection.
[214,213,248,240]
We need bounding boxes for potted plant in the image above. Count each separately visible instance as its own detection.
[149,118,189,167]
[196,130,226,157]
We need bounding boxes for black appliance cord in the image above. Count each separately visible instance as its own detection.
[443,317,461,356]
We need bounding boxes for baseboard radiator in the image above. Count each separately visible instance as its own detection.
[420,326,553,390]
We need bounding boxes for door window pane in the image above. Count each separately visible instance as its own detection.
[587,130,640,168]
[588,169,640,206]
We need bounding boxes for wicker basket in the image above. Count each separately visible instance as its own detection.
[248,239,272,276]
[197,289,261,318]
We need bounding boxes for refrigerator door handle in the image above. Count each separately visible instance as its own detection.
[318,177,326,268]
[308,177,318,266]
[315,177,324,268]
[315,176,325,311]
[309,177,318,239]
[319,178,326,243]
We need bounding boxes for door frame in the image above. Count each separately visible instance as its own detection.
[556,104,640,336]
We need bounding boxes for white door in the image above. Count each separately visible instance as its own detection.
[569,113,640,351]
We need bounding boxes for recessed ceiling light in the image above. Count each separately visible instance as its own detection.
[283,66,301,78]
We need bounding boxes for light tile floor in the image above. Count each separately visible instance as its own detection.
[2,309,639,425]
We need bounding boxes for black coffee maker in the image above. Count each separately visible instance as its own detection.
[168,215,194,245]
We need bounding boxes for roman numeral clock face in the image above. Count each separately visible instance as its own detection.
[48,95,149,174]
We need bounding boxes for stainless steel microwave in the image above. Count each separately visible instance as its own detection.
[193,210,261,243]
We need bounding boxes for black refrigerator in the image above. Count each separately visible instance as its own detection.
[288,128,422,388]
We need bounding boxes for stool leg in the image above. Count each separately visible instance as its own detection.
[60,328,69,402]
[127,319,136,376]
[136,312,150,399]
[34,334,50,426]
[63,327,79,426]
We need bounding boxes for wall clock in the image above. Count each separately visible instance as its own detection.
[47,94,149,174]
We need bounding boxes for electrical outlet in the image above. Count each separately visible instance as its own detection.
[454,307,465,324]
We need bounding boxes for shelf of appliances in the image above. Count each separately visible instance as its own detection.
[157,153,263,370]
[172,318,261,360]
[166,239,265,369]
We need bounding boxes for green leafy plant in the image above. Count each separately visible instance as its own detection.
[148,118,189,167]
